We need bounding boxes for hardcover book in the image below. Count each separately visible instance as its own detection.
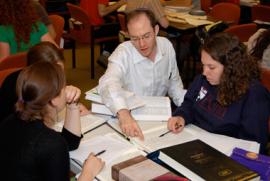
[91,96,172,121]
[159,139,260,181]
[112,155,187,181]
[231,147,270,181]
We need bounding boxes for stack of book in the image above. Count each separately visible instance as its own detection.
[112,155,188,181]
[85,87,172,121]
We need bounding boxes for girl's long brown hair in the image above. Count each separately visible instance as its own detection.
[202,33,260,106]
[0,0,39,49]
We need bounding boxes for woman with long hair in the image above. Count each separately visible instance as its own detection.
[0,41,89,122]
[0,0,57,62]
[0,61,104,181]
[168,32,270,153]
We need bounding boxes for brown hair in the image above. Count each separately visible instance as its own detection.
[251,29,270,61]
[126,8,157,30]
[202,32,260,106]
[27,42,65,66]
[16,61,66,121]
[0,0,39,49]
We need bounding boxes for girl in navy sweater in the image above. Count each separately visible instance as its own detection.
[168,32,270,153]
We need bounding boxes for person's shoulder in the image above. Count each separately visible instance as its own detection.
[0,24,11,32]
[30,123,68,160]
[119,40,133,48]
[157,36,173,47]
[112,41,135,55]
[1,70,21,87]
[37,124,67,151]
[110,41,140,66]
[191,74,208,87]
[0,113,19,130]
[248,80,270,99]
[36,21,46,27]
[39,125,64,141]
[157,36,170,42]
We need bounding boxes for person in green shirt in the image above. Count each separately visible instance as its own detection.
[0,0,57,62]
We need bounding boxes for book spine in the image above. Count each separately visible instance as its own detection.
[112,156,147,181]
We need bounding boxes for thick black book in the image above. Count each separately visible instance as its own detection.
[159,139,260,181]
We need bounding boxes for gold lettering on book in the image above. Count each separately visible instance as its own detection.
[218,169,232,176]
[190,152,212,164]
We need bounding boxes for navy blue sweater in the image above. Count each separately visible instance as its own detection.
[173,75,270,153]
[0,114,81,181]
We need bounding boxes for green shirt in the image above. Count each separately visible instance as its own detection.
[0,22,48,54]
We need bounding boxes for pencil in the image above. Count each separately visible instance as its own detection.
[159,124,182,137]
[95,150,106,156]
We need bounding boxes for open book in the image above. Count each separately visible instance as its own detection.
[92,96,172,121]
[71,116,260,181]
[70,133,145,181]
[70,133,132,166]
[85,87,145,113]
[53,114,106,135]
[107,119,260,156]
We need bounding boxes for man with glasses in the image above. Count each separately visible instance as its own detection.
[98,9,186,139]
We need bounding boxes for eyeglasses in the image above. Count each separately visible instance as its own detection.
[129,32,153,43]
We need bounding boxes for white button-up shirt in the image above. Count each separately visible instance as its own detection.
[98,37,186,114]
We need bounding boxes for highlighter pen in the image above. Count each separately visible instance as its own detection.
[95,150,106,157]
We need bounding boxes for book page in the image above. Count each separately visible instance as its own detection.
[70,133,135,165]
[80,114,107,134]
[131,96,171,121]
[53,114,106,134]
[98,149,143,181]
[91,103,114,116]
[90,89,145,110]
[91,96,171,121]
[131,124,196,152]
[107,119,260,155]
[184,18,213,26]
[85,87,102,104]
[139,96,170,107]
[107,119,168,135]
[185,124,260,155]
[72,132,145,181]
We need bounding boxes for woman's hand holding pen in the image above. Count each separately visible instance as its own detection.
[167,116,185,133]
[79,153,105,181]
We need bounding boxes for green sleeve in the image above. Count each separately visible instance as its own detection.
[37,22,48,36]
[0,26,10,42]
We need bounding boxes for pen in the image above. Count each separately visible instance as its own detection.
[105,122,130,141]
[168,72,172,80]
[159,124,182,137]
[83,121,107,135]
[95,150,106,156]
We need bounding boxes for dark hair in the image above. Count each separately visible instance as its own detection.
[126,8,157,30]
[27,42,65,66]
[202,32,260,106]
[0,0,39,49]
[251,29,270,61]
[16,61,66,121]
